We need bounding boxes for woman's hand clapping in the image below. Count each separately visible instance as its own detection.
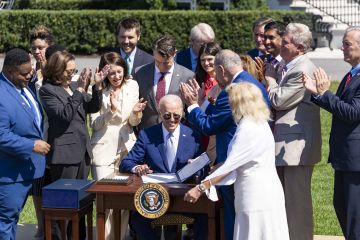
[94,64,110,90]
[77,68,92,92]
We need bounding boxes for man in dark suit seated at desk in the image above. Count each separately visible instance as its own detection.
[120,94,208,240]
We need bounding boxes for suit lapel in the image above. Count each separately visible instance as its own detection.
[145,63,157,111]
[172,125,187,172]
[168,64,182,94]
[132,49,142,76]
[156,126,170,173]
[340,73,360,97]
[279,55,306,86]
[4,81,42,135]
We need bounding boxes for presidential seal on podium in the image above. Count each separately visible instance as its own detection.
[134,183,170,219]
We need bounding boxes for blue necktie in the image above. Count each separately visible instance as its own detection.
[165,133,176,171]
[21,88,41,128]
[124,55,132,77]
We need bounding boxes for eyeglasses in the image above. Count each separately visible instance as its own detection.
[65,69,78,77]
[162,112,181,121]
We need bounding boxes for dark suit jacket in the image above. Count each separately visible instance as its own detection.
[176,47,193,71]
[0,73,45,183]
[188,71,270,164]
[134,62,194,130]
[115,47,153,77]
[313,71,360,171]
[120,123,202,174]
[39,84,102,165]
[247,48,262,60]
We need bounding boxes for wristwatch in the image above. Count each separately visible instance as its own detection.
[197,183,206,193]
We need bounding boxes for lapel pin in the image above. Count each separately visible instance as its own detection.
[183,134,186,137]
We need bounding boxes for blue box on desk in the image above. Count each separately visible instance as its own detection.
[42,179,95,209]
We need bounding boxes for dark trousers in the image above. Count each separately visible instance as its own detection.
[131,211,208,240]
[218,185,235,240]
[334,170,360,240]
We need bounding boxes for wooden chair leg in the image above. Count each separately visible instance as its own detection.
[176,224,182,240]
[59,221,67,240]
[87,211,93,240]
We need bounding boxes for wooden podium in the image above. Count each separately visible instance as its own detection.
[87,174,217,240]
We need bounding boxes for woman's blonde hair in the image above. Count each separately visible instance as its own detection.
[226,82,270,123]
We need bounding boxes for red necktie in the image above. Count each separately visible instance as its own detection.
[344,72,352,89]
[156,72,166,105]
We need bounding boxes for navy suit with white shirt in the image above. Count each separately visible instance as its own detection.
[120,123,208,240]
[175,47,197,72]
[0,73,45,239]
[312,64,360,238]
[187,70,270,240]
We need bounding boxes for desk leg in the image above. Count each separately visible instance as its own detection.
[72,216,79,240]
[45,218,52,240]
[96,194,106,240]
[113,209,121,240]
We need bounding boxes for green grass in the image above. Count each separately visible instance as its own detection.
[312,81,342,236]
[19,82,343,235]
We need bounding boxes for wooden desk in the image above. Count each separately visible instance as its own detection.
[87,174,216,240]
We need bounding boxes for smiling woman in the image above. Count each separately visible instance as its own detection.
[89,51,146,240]
[39,50,104,239]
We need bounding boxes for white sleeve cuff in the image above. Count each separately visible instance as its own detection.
[131,166,138,173]
[187,103,200,113]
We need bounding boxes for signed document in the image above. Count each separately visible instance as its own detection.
[141,173,178,183]
[141,153,211,183]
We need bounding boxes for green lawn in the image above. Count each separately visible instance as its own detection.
[19,82,343,235]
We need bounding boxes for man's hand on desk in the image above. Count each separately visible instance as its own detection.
[135,164,153,176]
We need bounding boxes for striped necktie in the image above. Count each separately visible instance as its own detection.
[21,88,41,128]
[155,72,166,105]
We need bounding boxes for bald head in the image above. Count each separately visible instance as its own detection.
[215,50,243,73]
[213,50,244,89]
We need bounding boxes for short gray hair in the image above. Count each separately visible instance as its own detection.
[286,23,312,53]
[215,49,242,70]
[190,23,215,42]
[159,94,183,110]
[345,26,360,45]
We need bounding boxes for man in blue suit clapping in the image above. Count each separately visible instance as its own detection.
[0,48,50,239]
[180,49,270,240]
[120,94,208,240]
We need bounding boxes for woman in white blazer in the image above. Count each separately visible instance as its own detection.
[90,52,146,240]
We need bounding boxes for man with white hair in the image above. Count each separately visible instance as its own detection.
[120,94,208,240]
[303,26,360,240]
[176,22,215,71]
[180,49,270,240]
[264,23,322,240]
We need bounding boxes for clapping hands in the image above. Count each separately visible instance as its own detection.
[302,67,331,95]
[180,78,202,106]
[77,68,92,92]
